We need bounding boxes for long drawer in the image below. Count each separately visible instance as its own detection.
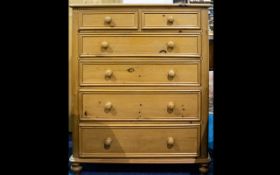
[80,90,201,120]
[79,123,200,158]
[79,34,201,57]
[79,61,201,86]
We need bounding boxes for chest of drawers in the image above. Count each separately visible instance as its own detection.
[69,4,210,175]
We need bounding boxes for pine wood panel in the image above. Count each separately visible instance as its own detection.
[80,10,138,29]
[79,124,200,158]
[80,34,201,57]
[80,61,200,86]
[80,90,201,120]
[142,10,200,29]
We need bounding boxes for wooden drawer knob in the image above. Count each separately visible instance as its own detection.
[168,70,176,79]
[167,137,175,147]
[167,101,175,111]
[104,16,112,24]
[104,102,113,111]
[105,69,113,78]
[167,41,175,49]
[101,41,109,49]
[104,137,112,147]
[167,16,174,23]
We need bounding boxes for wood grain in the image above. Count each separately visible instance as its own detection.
[80,61,200,86]
[80,11,138,29]
[69,4,210,172]
[80,34,201,57]
[79,124,200,158]
[142,11,200,29]
[80,90,201,120]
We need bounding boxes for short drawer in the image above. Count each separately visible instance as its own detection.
[79,61,200,86]
[79,11,138,30]
[79,123,200,158]
[80,90,201,120]
[80,34,201,57]
[142,11,201,29]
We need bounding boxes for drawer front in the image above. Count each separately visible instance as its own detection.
[79,11,138,29]
[80,34,201,57]
[79,124,200,158]
[142,11,201,29]
[80,61,200,86]
[80,90,201,120]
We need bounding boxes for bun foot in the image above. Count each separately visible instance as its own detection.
[199,163,209,174]
[71,163,82,175]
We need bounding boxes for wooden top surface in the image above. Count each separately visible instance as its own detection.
[69,3,211,8]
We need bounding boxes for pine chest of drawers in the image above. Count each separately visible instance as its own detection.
[69,3,210,175]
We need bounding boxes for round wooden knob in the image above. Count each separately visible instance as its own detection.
[104,137,112,147]
[104,16,112,23]
[105,69,113,78]
[167,41,175,49]
[168,70,176,78]
[167,16,174,23]
[101,41,109,49]
[167,101,175,111]
[167,137,175,146]
[104,102,112,110]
